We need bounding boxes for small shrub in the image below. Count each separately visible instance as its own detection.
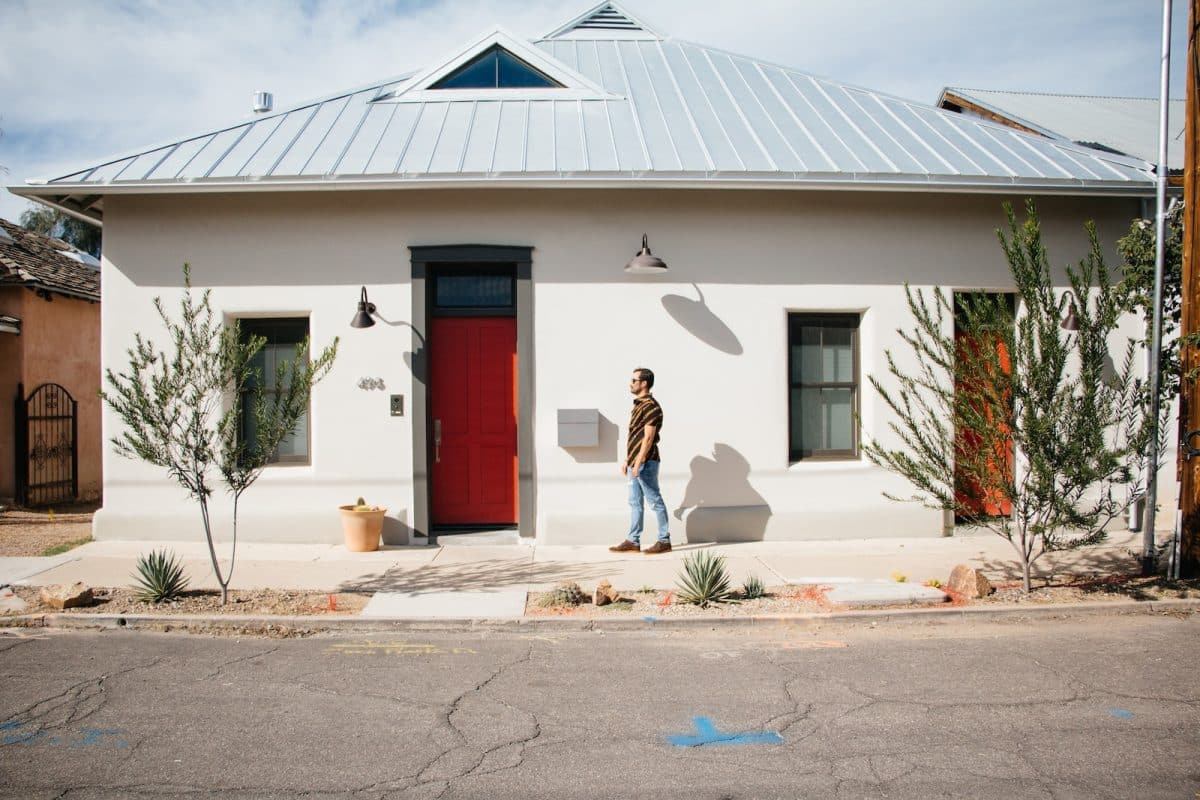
[637,585,655,594]
[537,581,587,608]
[39,537,92,557]
[675,551,738,608]
[132,549,190,603]
[742,574,767,599]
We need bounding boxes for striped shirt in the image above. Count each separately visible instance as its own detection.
[627,395,663,466]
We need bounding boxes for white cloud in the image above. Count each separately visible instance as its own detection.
[0,0,1188,223]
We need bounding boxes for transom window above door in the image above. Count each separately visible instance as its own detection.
[433,273,515,311]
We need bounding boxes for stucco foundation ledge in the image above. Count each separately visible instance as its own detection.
[3,599,1193,635]
[92,507,413,545]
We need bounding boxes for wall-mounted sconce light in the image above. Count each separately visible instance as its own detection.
[624,234,668,274]
[1060,290,1080,331]
[351,286,376,328]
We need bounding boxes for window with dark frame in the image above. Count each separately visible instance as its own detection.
[238,317,311,465]
[788,313,860,461]
[430,45,562,90]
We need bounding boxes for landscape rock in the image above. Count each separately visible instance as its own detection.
[947,565,993,598]
[593,580,619,606]
[0,585,27,614]
[39,582,94,610]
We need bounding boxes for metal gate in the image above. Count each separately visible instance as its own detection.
[15,383,78,507]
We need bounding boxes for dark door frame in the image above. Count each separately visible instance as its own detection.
[409,245,534,544]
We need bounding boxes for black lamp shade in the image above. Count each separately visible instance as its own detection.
[351,286,376,328]
[625,233,668,274]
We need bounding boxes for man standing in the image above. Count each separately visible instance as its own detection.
[610,368,671,554]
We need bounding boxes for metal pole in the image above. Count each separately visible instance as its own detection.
[1142,0,1174,575]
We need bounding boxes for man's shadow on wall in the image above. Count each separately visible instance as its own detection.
[674,443,771,543]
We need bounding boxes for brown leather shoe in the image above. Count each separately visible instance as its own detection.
[643,541,672,555]
[609,540,641,553]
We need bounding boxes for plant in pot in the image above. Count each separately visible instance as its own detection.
[338,497,386,552]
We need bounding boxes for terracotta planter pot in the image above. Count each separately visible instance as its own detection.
[338,505,386,552]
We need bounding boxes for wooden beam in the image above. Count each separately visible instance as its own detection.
[939,92,1046,137]
[1178,0,1199,577]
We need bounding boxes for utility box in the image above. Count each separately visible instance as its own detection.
[557,409,600,447]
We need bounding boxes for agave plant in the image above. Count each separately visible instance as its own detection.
[675,550,738,608]
[131,549,190,603]
[741,574,767,600]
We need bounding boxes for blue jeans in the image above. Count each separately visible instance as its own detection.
[627,459,670,544]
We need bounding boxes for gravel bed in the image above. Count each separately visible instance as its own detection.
[8,586,371,617]
[0,503,97,556]
[527,575,1200,617]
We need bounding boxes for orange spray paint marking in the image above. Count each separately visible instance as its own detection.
[328,594,337,612]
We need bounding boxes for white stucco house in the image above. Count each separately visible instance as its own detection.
[9,3,1163,546]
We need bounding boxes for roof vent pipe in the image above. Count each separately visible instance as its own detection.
[252,91,273,114]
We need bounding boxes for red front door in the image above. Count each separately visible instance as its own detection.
[430,317,518,525]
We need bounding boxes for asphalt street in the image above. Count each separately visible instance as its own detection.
[1,613,1197,799]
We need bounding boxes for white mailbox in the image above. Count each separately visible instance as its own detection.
[557,409,600,447]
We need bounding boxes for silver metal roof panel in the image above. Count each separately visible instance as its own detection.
[939,87,1185,169]
[12,13,1156,220]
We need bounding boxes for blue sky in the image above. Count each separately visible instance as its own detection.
[0,0,1189,224]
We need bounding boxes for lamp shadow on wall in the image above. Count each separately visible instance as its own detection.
[563,414,620,463]
[673,443,771,543]
[372,316,425,377]
[661,284,743,355]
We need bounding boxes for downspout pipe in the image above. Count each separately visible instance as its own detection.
[1142,0,1174,575]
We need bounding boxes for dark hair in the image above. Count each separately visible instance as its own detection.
[634,367,655,389]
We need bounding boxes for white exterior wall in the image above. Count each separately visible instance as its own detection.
[95,188,1158,545]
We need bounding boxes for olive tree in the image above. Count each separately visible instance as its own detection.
[865,201,1155,592]
[101,266,338,603]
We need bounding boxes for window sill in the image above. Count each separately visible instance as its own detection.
[787,458,871,471]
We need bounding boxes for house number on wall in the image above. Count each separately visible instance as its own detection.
[357,377,386,391]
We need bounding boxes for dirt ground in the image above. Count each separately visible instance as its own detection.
[0,503,96,556]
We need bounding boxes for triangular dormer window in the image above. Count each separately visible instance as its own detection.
[373,28,619,103]
[430,45,563,90]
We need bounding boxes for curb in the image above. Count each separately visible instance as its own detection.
[2,598,1195,635]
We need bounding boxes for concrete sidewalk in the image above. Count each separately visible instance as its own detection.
[0,529,1146,618]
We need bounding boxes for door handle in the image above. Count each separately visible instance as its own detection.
[433,419,441,463]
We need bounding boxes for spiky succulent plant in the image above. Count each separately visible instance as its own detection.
[741,574,767,600]
[675,550,738,608]
[537,581,588,608]
[132,549,190,603]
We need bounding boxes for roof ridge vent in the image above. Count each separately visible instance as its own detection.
[543,2,662,40]
[577,4,640,30]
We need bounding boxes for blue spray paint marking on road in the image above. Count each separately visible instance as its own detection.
[2,726,46,746]
[667,716,783,747]
[1,723,128,749]
[72,729,127,748]
[643,616,658,622]
[1110,709,1134,719]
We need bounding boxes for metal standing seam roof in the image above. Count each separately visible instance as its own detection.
[938,87,1186,170]
[10,2,1156,222]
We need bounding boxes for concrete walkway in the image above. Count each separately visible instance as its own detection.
[0,529,1147,618]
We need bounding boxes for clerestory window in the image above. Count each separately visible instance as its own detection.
[430,46,562,90]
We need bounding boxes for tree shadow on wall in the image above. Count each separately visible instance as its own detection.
[673,443,771,543]
[661,284,743,355]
